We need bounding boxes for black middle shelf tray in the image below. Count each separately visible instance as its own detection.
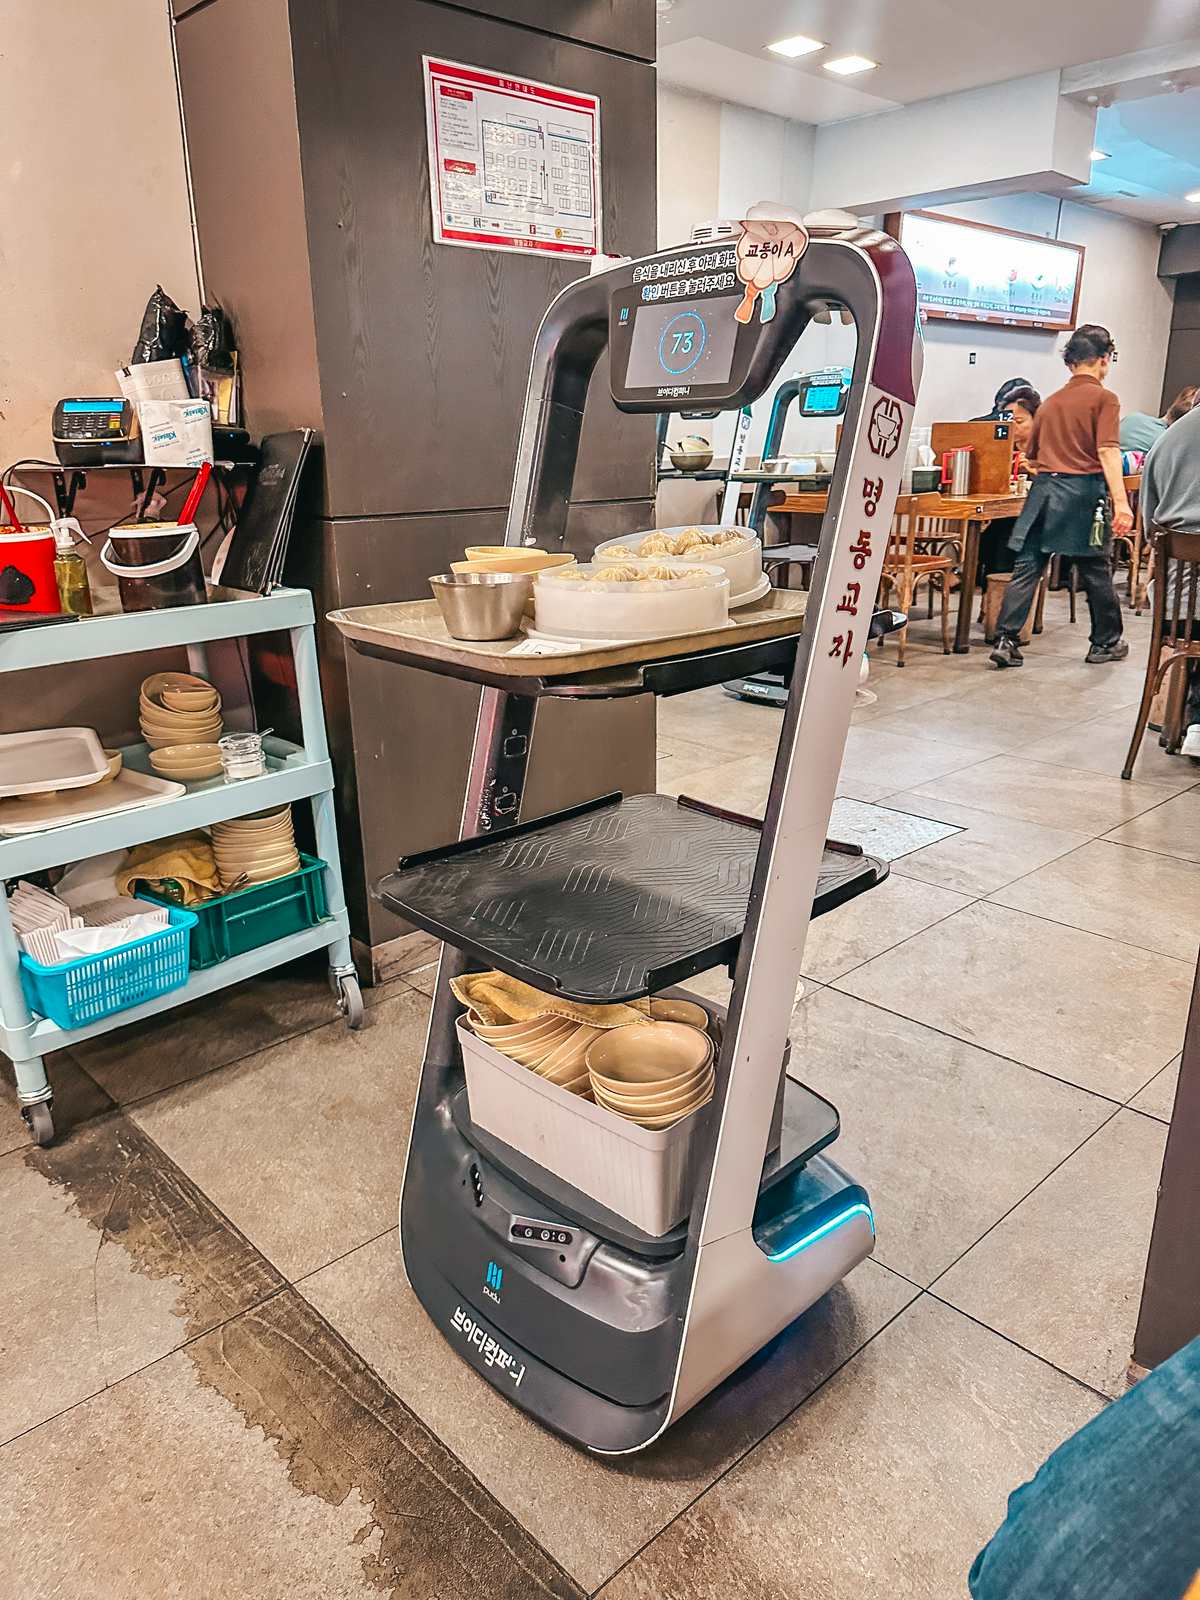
[377,792,887,1003]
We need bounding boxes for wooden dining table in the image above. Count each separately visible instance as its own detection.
[770,487,1028,652]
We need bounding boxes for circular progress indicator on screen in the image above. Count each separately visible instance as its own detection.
[658,311,707,375]
[624,295,742,391]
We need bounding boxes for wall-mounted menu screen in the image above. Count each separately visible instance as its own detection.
[900,211,1085,332]
[624,295,742,390]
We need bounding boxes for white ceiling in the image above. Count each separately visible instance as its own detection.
[657,0,1200,118]
[1062,88,1200,225]
[657,0,1200,223]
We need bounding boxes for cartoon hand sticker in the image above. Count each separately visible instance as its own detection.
[735,202,809,325]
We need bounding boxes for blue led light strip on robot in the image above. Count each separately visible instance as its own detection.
[766,1202,875,1263]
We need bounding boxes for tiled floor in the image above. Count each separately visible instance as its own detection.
[1,593,1192,1597]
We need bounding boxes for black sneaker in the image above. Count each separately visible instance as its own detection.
[1085,640,1130,664]
[989,636,1024,669]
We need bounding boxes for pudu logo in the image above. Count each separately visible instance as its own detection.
[483,1260,503,1303]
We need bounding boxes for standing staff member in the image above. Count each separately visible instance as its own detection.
[990,325,1133,668]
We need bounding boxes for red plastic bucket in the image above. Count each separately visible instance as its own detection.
[0,486,62,614]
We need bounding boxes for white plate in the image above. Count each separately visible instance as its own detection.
[0,728,110,798]
[0,768,186,834]
[730,572,772,609]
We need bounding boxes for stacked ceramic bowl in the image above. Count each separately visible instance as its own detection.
[586,1020,715,1129]
[210,806,299,892]
[470,1014,603,1095]
[140,672,223,756]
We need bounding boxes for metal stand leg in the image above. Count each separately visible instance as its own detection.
[0,890,54,1142]
[290,623,361,1027]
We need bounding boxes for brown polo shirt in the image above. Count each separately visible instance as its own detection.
[1027,373,1120,474]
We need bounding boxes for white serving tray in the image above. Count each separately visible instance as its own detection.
[0,728,109,798]
[0,768,186,835]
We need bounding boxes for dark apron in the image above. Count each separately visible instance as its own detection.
[1009,471,1108,560]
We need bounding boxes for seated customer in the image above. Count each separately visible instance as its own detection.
[1120,386,1198,452]
[1141,392,1200,755]
[973,377,1032,422]
[979,386,1041,586]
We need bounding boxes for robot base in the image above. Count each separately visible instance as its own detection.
[400,1109,874,1454]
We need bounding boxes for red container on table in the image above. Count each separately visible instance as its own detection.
[0,527,61,614]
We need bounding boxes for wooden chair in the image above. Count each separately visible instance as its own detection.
[1123,527,1200,779]
[876,508,955,666]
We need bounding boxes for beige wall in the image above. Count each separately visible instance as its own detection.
[657,86,720,248]
[0,0,199,464]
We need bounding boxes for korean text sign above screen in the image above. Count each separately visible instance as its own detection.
[625,296,741,391]
[901,212,1083,331]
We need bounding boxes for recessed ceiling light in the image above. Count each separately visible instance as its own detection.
[1090,149,1110,161]
[1187,189,1200,203]
[824,54,878,75]
[766,34,825,58]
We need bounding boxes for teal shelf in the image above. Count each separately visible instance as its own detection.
[0,586,360,1139]
[0,740,332,877]
[0,586,315,673]
[3,918,350,1056]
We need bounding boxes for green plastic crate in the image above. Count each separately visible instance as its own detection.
[138,853,330,969]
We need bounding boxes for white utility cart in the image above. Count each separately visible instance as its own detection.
[0,586,360,1145]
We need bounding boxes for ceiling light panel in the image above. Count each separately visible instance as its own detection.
[766,34,825,57]
[823,55,877,75]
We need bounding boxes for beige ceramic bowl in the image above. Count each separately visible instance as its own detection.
[141,707,223,730]
[649,998,710,1030]
[586,1022,712,1092]
[453,550,576,576]
[212,812,289,838]
[97,750,123,784]
[534,1025,601,1081]
[624,1097,712,1130]
[472,1014,568,1046]
[141,670,217,700]
[506,1024,576,1067]
[144,731,218,752]
[212,838,297,864]
[593,1065,714,1117]
[161,686,220,713]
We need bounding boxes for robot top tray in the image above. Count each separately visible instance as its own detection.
[378,792,886,1004]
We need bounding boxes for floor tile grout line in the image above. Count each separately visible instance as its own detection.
[803,883,980,989]
[920,1290,1117,1406]
[971,891,1200,967]
[922,1103,1129,1296]
[62,970,428,1120]
[813,985,1139,1108]
[281,1284,588,1598]
[1101,833,1200,866]
[289,1225,397,1288]
[585,1287,924,1599]
[0,1281,294,1455]
[1,1267,584,1600]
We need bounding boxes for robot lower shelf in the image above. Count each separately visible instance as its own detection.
[380,792,887,1004]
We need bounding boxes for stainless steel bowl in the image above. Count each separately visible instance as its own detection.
[669,449,713,472]
[429,570,531,641]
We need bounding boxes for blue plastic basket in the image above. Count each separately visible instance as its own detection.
[18,904,197,1030]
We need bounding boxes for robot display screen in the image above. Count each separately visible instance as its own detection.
[799,382,845,416]
[624,295,741,390]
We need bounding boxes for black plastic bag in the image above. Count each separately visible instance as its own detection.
[189,303,237,372]
[130,285,189,364]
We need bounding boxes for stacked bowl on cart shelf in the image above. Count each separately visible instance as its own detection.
[140,672,223,752]
[210,807,300,890]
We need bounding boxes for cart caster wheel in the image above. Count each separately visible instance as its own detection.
[23,1101,55,1147]
[337,974,365,1030]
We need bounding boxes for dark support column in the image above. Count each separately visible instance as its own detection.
[1133,952,1200,1369]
